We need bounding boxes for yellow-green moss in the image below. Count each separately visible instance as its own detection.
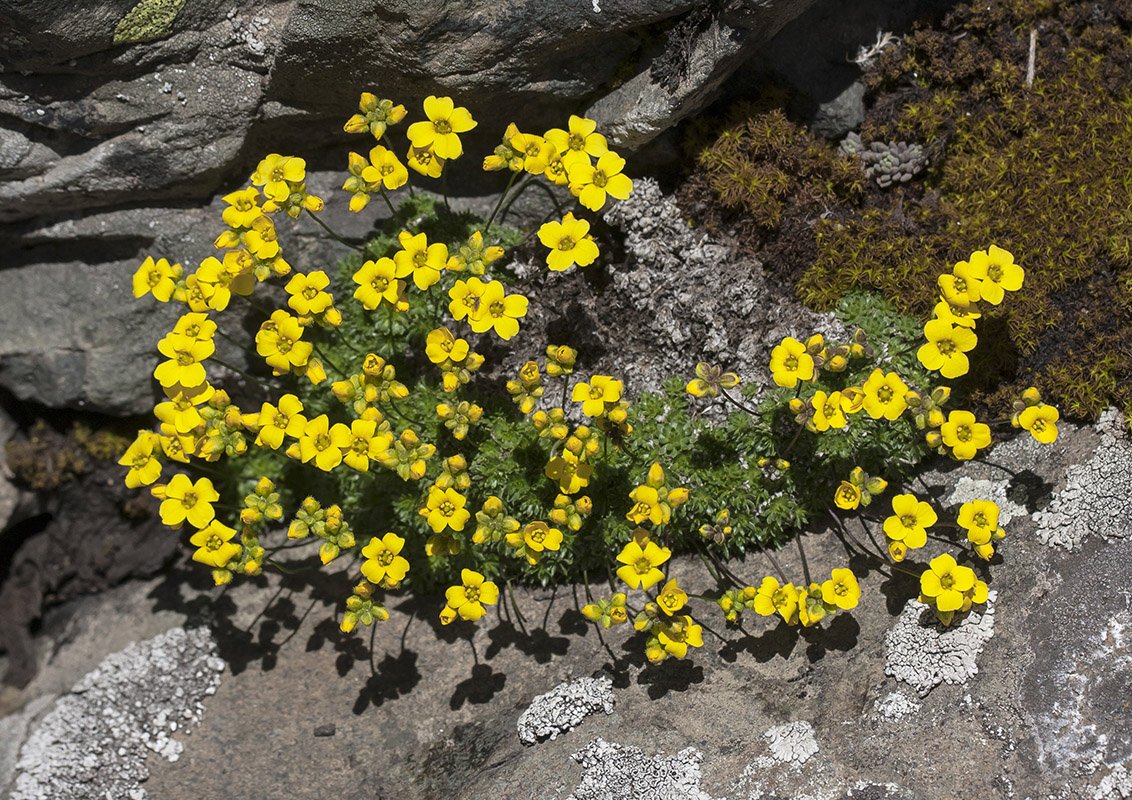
[114,0,187,45]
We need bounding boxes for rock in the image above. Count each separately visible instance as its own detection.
[884,591,998,697]
[0,0,814,415]
[811,80,866,139]
[8,627,223,800]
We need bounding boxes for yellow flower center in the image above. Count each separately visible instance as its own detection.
[988,264,1003,281]
[529,528,545,544]
[277,336,293,354]
[316,433,331,450]
[900,514,917,529]
[464,584,480,602]
[271,167,285,182]
[879,386,893,402]
[433,119,452,134]
[940,572,955,589]
[351,438,368,454]
[176,351,194,366]
[132,453,150,468]
[147,270,162,287]
[956,425,972,442]
[823,401,836,417]
[303,286,318,300]
[372,276,389,291]
[206,533,224,551]
[489,301,505,318]
[833,582,849,596]
[377,550,394,566]
[182,491,198,509]
[937,339,956,355]
[634,556,652,575]
[441,501,455,516]
[557,236,575,251]
[660,594,679,610]
[1032,419,1046,432]
[568,133,586,151]
[593,170,608,188]
[413,250,427,266]
[274,411,288,428]
[525,143,541,158]
[973,512,987,528]
[785,355,798,371]
[954,276,967,293]
[380,163,394,175]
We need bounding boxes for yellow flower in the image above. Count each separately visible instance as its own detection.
[938,259,983,308]
[407,145,445,178]
[821,568,860,610]
[406,95,477,160]
[394,230,447,291]
[957,499,999,545]
[133,256,180,301]
[507,130,554,175]
[917,319,978,379]
[119,431,163,488]
[189,519,241,568]
[615,529,671,590]
[443,569,499,622]
[685,362,739,398]
[244,214,280,260]
[656,578,688,614]
[571,375,623,417]
[940,410,991,460]
[342,418,388,472]
[424,486,470,533]
[255,394,306,449]
[544,450,593,494]
[297,414,352,471]
[426,327,470,364]
[448,277,488,322]
[352,258,409,311]
[568,151,634,211]
[159,474,220,529]
[537,213,599,272]
[360,533,410,587]
[221,187,262,229]
[544,115,608,169]
[810,390,849,431]
[285,270,334,315]
[919,553,976,613]
[932,300,980,329]
[861,368,909,420]
[966,245,1023,305]
[153,334,213,390]
[505,521,563,564]
[1018,404,1059,443]
[361,144,408,191]
[656,614,703,659]
[883,493,937,549]
[255,311,313,373]
[833,481,861,510]
[250,154,305,203]
[769,337,815,387]
[797,582,831,627]
[468,280,527,340]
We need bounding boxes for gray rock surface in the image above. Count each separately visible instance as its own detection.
[2,412,1131,800]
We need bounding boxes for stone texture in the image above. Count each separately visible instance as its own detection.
[0,0,814,414]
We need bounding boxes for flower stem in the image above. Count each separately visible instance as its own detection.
[304,208,365,253]
[485,171,520,235]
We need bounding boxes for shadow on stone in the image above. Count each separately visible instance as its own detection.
[636,656,705,700]
[449,662,507,710]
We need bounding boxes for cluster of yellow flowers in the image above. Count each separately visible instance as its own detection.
[717,568,861,628]
[124,92,682,648]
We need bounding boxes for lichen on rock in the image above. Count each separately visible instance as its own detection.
[567,737,714,800]
[1033,409,1132,550]
[762,721,819,765]
[113,0,188,44]
[10,626,223,800]
[884,591,997,697]
[517,675,614,746]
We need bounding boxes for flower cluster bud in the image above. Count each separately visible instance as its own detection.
[545,345,577,377]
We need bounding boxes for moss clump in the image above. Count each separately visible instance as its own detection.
[694,104,865,234]
[6,419,133,491]
[796,0,1132,421]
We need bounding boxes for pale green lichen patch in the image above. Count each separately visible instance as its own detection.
[113,0,188,45]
